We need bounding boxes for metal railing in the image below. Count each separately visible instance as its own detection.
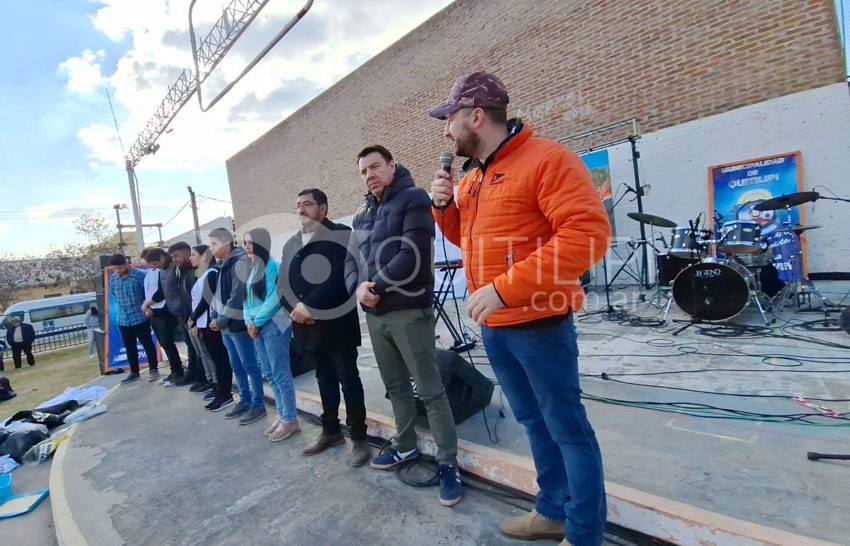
[2,325,87,357]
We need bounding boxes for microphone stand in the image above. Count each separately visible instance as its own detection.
[598,185,640,315]
[629,137,650,289]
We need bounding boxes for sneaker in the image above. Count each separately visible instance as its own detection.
[268,419,300,442]
[206,397,234,412]
[148,369,160,382]
[199,383,215,394]
[203,389,217,401]
[120,372,141,384]
[350,440,372,467]
[498,509,565,540]
[189,382,206,393]
[172,375,192,387]
[160,373,176,385]
[264,418,281,436]
[370,447,420,470]
[224,401,250,419]
[438,464,463,506]
[302,432,345,456]
[239,406,267,425]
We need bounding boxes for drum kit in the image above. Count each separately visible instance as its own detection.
[628,191,825,325]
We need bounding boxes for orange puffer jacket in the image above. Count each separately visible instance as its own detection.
[433,122,611,327]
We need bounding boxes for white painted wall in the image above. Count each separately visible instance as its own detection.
[599,83,850,275]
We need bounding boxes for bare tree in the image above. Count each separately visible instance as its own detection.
[74,210,112,254]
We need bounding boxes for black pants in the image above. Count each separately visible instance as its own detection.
[10,342,35,368]
[118,321,158,374]
[200,328,233,399]
[177,316,204,383]
[150,313,183,376]
[305,347,367,441]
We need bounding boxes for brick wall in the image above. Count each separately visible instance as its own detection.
[226,0,845,230]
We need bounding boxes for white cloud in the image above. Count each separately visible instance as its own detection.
[77,123,125,166]
[79,0,453,172]
[59,49,107,95]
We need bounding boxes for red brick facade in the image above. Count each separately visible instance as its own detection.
[227,0,845,227]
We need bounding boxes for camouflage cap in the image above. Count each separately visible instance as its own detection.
[428,71,509,120]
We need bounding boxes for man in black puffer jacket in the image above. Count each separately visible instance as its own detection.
[344,145,462,507]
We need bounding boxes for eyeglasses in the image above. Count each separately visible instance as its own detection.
[294,201,318,210]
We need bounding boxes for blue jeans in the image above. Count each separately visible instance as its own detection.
[221,331,265,409]
[482,315,606,546]
[254,319,297,421]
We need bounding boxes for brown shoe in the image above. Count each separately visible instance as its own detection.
[350,440,371,467]
[301,432,345,456]
[499,509,565,540]
[264,418,281,436]
[269,419,300,442]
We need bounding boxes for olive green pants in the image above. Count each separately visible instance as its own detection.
[365,307,458,465]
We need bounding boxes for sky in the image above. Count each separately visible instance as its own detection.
[0,0,453,258]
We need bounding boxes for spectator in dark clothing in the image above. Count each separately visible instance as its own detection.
[141,248,191,386]
[0,340,6,372]
[0,375,15,402]
[167,242,206,389]
[344,145,461,506]
[281,188,369,465]
[188,245,234,412]
[209,228,267,426]
[6,317,36,368]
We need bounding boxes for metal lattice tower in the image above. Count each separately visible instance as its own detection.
[122,0,313,251]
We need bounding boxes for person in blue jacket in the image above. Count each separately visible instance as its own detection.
[244,227,300,442]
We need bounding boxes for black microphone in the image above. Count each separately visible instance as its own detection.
[688,219,696,239]
[435,152,454,209]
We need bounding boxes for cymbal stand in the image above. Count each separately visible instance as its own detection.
[639,227,673,315]
[771,209,833,315]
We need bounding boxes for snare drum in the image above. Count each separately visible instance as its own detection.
[717,221,762,254]
[669,227,711,259]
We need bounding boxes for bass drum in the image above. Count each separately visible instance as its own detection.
[672,261,752,321]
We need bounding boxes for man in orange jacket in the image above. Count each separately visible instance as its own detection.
[430,72,610,546]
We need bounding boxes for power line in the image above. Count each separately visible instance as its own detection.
[0,206,172,215]
[196,194,232,205]
[160,200,191,229]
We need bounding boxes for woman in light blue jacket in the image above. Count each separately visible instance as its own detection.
[244,227,300,442]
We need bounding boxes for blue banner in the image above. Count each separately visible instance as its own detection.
[103,266,159,372]
[709,152,805,278]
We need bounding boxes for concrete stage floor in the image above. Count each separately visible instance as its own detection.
[49,280,850,545]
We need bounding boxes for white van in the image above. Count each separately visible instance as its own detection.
[0,292,97,337]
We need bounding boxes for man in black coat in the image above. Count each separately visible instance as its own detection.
[280,188,370,467]
[6,317,36,368]
[344,145,461,506]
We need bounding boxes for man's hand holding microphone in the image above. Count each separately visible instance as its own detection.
[432,152,455,209]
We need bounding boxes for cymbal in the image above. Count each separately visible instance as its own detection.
[627,212,677,228]
[752,191,820,211]
[786,224,822,234]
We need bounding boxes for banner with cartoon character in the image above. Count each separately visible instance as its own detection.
[708,151,805,281]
